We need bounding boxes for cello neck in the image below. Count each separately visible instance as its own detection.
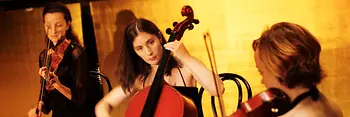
[140,20,181,117]
[140,5,199,117]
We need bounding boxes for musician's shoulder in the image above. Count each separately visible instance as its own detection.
[279,105,316,117]
[39,48,48,55]
[281,94,343,117]
[70,43,85,60]
[317,94,343,117]
[39,49,49,62]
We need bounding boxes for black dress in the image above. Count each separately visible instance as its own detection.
[39,40,99,117]
[173,86,204,117]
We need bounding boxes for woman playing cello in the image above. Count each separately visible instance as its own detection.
[95,18,224,117]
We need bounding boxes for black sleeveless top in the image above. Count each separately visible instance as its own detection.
[173,86,204,117]
[171,68,204,117]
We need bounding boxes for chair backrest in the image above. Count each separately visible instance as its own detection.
[89,71,113,94]
[199,73,252,116]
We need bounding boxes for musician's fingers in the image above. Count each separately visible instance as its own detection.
[163,43,171,49]
[38,68,43,76]
[38,111,42,117]
[164,41,182,51]
[46,84,54,90]
[49,79,55,84]
[39,67,47,78]
[27,108,32,117]
[40,67,47,71]
[48,49,55,54]
[164,46,173,51]
[28,108,36,117]
[49,72,56,77]
[49,72,58,80]
[38,101,44,110]
[164,43,176,51]
[168,41,182,45]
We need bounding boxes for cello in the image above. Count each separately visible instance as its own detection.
[125,5,200,117]
[202,33,291,117]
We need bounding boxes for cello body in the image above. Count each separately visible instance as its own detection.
[125,85,198,117]
[125,5,200,117]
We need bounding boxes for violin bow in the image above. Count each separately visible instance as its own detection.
[203,32,226,116]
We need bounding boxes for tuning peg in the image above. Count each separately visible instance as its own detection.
[166,28,172,35]
[193,19,199,24]
[173,22,178,27]
[188,24,194,30]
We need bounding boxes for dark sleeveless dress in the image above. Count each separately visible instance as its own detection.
[173,86,204,117]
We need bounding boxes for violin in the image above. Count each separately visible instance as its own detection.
[125,5,199,117]
[49,39,71,72]
[229,88,291,117]
[35,38,71,116]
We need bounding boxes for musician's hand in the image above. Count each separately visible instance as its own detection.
[164,41,191,60]
[39,67,54,91]
[49,72,62,89]
[28,101,44,117]
[38,67,47,78]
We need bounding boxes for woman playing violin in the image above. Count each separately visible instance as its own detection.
[95,18,224,117]
[28,3,97,117]
[253,22,342,117]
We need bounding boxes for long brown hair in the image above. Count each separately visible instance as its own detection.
[118,18,179,93]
